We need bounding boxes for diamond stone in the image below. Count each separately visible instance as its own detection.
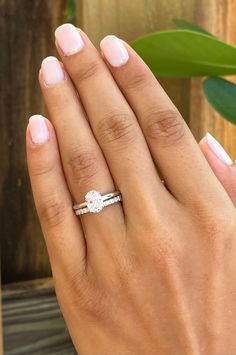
[85,190,103,213]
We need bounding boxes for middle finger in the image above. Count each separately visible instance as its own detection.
[55,24,173,220]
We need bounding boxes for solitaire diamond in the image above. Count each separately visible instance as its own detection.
[85,190,104,213]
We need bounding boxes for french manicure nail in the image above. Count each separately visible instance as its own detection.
[29,115,49,144]
[41,56,64,85]
[100,35,129,67]
[55,23,84,56]
[206,132,233,166]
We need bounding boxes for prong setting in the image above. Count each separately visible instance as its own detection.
[85,190,104,213]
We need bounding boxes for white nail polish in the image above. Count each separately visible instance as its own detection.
[206,132,233,166]
[55,24,84,56]
[100,35,129,67]
[29,115,49,144]
[41,56,64,85]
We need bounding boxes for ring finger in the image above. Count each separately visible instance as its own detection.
[39,56,125,247]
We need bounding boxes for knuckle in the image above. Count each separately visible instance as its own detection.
[96,110,136,149]
[74,60,101,82]
[68,148,99,185]
[154,247,177,269]
[125,71,151,91]
[134,222,179,268]
[77,281,111,321]
[206,212,235,240]
[31,164,54,177]
[38,196,66,228]
[144,108,186,146]
[30,158,56,178]
[151,232,177,259]
[144,238,179,272]
[192,201,235,245]
[83,293,109,321]
[64,268,87,296]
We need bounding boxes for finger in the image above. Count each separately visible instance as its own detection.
[100,36,226,207]
[39,56,125,243]
[54,24,172,222]
[199,133,236,207]
[26,115,86,276]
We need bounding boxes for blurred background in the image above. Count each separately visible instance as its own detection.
[1,0,236,353]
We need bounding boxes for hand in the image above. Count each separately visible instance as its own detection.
[26,24,236,355]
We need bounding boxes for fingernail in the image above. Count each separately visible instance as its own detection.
[41,56,64,85]
[206,132,233,166]
[100,35,129,67]
[29,115,49,144]
[55,23,84,56]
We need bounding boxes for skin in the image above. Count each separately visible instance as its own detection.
[26,28,236,355]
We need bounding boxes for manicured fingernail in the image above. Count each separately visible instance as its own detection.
[206,132,233,166]
[29,115,49,144]
[41,56,64,85]
[100,35,129,67]
[55,23,84,56]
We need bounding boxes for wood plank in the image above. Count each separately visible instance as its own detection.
[0,0,67,283]
[2,278,76,354]
[190,0,236,159]
[77,0,195,122]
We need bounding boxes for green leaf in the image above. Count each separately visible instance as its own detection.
[67,0,76,25]
[173,18,213,36]
[203,77,236,124]
[131,30,236,77]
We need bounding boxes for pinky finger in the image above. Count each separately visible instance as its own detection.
[26,115,86,276]
[199,132,236,207]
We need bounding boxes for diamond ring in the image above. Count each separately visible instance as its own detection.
[73,190,122,215]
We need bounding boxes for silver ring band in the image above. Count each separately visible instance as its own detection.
[73,190,122,215]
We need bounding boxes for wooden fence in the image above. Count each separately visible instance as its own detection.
[1,0,236,284]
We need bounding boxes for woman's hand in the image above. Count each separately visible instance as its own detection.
[26,24,236,355]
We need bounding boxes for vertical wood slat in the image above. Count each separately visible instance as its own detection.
[77,0,195,122]
[190,0,236,159]
[0,281,3,355]
[0,0,67,283]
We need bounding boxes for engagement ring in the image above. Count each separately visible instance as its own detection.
[73,190,122,215]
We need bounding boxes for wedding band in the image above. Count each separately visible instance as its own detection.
[73,190,122,215]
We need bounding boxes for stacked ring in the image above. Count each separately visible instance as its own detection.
[73,190,122,215]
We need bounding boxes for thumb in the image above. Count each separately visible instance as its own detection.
[199,132,236,207]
